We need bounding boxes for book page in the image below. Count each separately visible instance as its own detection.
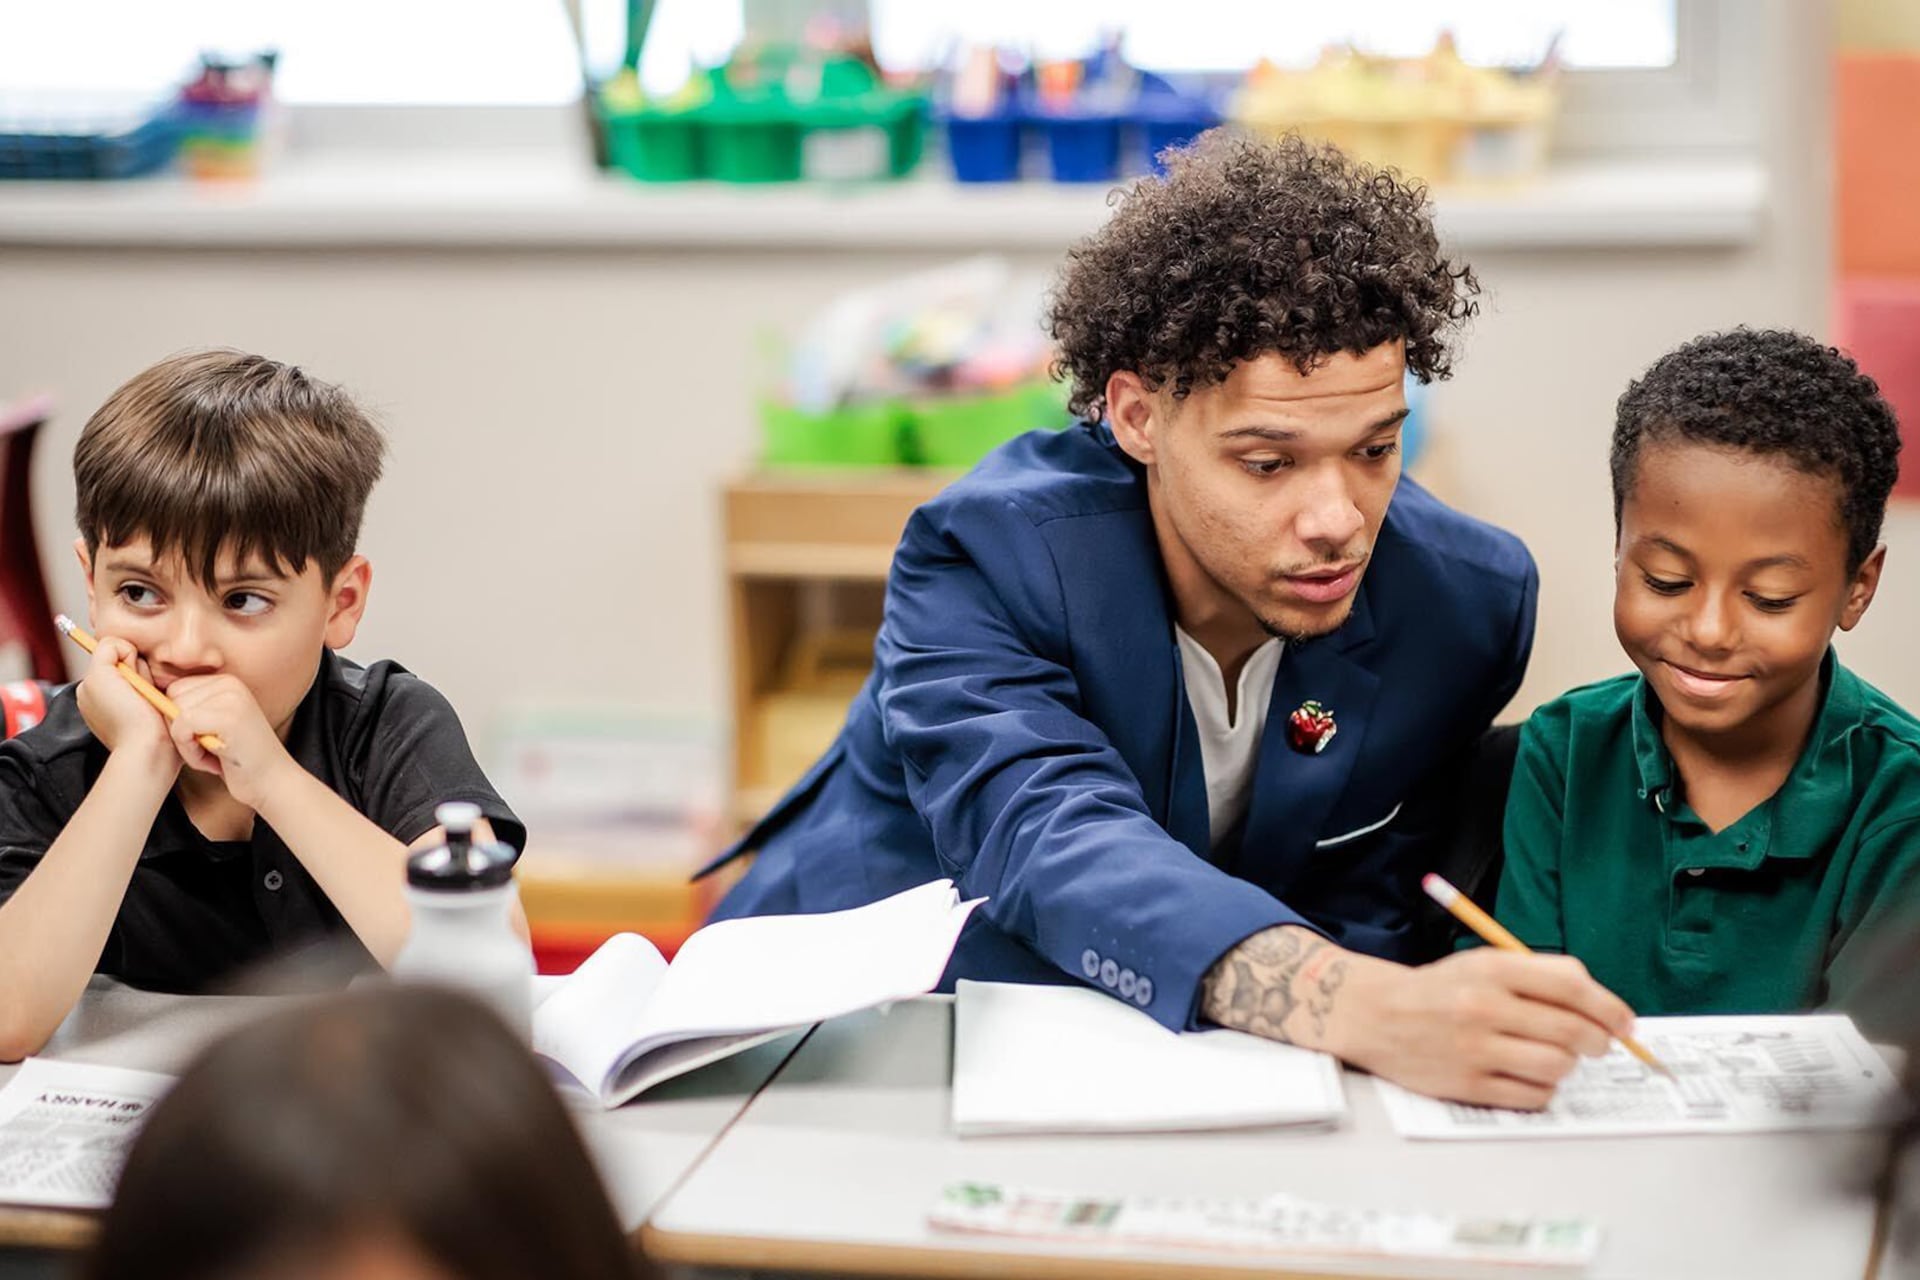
[929,1182,1601,1270]
[1377,1014,1903,1140]
[0,1059,173,1210]
[952,980,1345,1135]
[601,1029,794,1108]
[629,879,981,1050]
[532,931,670,1098]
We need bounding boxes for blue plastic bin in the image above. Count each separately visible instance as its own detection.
[944,112,1023,182]
[1036,111,1123,183]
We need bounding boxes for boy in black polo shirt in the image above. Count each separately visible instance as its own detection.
[1494,328,1920,1016]
[0,350,523,1059]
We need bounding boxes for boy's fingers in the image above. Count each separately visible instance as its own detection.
[90,636,137,670]
[1499,955,1636,1039]
[166,674,241,710]
[169,718,218,772]
[165,675,206,706]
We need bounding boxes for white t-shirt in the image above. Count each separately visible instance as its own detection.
[1174,626,1284,849]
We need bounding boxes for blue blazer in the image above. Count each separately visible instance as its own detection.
[701,422,1537,1030]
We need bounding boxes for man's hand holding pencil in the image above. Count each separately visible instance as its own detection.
[1334,944,1641,1111]
[1424,873,1673,1080]
[1203,888,1649,1112]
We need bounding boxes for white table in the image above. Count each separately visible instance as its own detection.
[644,997,1891,1280]
[0,977,802,1251]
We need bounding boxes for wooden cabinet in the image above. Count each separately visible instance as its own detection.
[724,469,953,829]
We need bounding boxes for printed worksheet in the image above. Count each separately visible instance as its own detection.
[0,1059,173,1209]
[929,1182,1602,1270]
[1378,1014,1904,1140]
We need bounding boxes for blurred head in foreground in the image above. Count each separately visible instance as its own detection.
[86,984,651,1280]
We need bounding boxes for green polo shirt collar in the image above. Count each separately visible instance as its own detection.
[1628,649,1858,870]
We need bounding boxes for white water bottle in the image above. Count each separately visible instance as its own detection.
[391,801,534,1039]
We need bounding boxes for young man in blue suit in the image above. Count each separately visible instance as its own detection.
[702,132,1633,1108]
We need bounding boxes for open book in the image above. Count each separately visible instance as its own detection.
[952,980,1346,1135]
[535,879,982,1109]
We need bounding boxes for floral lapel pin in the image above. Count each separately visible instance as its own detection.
[1286,700,1338,755]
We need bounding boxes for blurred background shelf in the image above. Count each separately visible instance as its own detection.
[725,469,953,830]
[518,847,717,971]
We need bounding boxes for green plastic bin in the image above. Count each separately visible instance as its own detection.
[602,106,704,181]
[699,85,803,183]
[800,94,927,181]
[760,400,907,466]
[907,383,1071,468]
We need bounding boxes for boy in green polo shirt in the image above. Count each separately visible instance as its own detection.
[1493,327,1920,1016]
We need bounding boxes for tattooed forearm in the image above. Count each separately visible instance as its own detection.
[1199,925,1347,1046]
[1303,943,1349,1040]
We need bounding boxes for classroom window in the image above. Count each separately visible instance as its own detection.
[0,1,1680,101]
[866,0,1678,73]
[0,0,583,105]
[0,0,1748,158]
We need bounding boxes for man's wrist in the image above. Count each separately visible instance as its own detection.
[1201,925,1363,1050]
[1310,949,1395,1063]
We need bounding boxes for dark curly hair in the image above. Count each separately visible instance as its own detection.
[1612,328,1902,573]
[1046,129,1479,423]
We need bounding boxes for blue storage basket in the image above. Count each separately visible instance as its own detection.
[1035,111,1123,183]
[943,111,1023,183]
[0,94,180,180]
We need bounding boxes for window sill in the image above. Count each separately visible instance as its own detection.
[0,153,1765,251]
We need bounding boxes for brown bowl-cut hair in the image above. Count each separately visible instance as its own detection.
[74,349,385,588]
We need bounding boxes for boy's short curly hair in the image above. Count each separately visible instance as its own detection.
[1046,129,1479,423]
[1611,328,1902,573]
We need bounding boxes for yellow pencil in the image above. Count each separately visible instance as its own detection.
[1422,872,1674,1079]
[54,615,226,753]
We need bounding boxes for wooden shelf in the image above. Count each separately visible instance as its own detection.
[724,470,951,828]
[727,543,898,580]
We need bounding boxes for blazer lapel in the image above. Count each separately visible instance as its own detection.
[1049,503,1190,839]
[1164,642,1212,861]
[1230,591,1381,889]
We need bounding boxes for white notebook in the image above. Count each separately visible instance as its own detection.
[535,879,981,1109]
[951,980,1346,1136]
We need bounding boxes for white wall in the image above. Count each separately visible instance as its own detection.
[4,0,1887,759]
[0,244,1063,743]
